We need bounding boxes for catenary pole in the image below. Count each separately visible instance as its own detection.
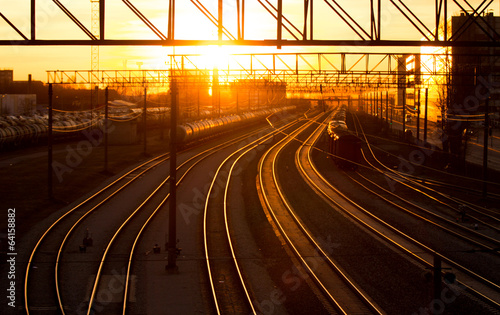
[167,79,178,269]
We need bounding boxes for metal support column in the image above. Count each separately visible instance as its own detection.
[31,0,35,40]
[167,80,178,270]
[402,88,406,137]
[218,0,223,41]
[104,87,109,172]
[417,88,421,141]
[424,88,428,142]
[277,0,282,49]
[433,254,442,301]
[236,86,239,114]
[143,87,148,155]
[483,99,489,198]
[48,83,53,200]
[385,90,389,123]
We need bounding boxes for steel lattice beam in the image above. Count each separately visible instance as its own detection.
[2,0,500,47]
[45,52,458,90]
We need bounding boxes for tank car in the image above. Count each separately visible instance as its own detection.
[173,107,296,144]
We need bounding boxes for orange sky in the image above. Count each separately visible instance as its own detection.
[1,0,495,81]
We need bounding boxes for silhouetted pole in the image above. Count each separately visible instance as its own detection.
[433,255,442,301]
[483,99,489,198]
[370,93,373,115]
[104,87,109,172]
[143,87,148,155]
[167,80,178,270]
[390,94,393,130]
[424,253,453,301]
[385,91,389,123]
[417,88,421,141]
[402,88,406,137]
[48,83,53,200]
[236,85,239,114]
[424,88,428,142]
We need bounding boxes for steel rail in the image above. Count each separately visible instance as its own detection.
[203,120,297,314]
[354,166,500,247]
[54,157,169,315]
[345,112,500,306]
[295,110,385,314]
[120,126,273,314]
[302,112,500,308]
[85,173,172,315]
[258,112,355,314]
[83,124,275,314]
[24,152,169,314]
[356,131,500,219]
[352,114,500,243]
[395,172,500,202]
[373,167,500,233]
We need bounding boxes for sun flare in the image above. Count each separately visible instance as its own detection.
[200,46,232,70]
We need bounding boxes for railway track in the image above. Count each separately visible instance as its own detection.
[25,152,170,314]
[202,121,293,314]
[355,127,500,228]
[351,113,500,251]
[257,111,384,314]
[305,110,500,310]
[23,122,284,314]
[83,129,269,315]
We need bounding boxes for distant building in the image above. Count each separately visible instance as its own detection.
[0,94,37,115]
[447,11,500,161]
[450,11,500,113]
[0,70,14,91]
[403,11,500,163]
[0,70,37,115]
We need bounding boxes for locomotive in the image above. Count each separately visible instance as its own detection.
[327,108,362,170]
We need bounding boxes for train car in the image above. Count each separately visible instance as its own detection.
[173,107,296,144]
[328,125,362,170]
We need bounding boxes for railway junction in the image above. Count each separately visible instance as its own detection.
[2,1,500,314]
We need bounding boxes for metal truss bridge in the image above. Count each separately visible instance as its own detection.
[2,0,500,47]
[46,52,451,91]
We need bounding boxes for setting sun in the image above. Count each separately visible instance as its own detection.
[199,46,232,70]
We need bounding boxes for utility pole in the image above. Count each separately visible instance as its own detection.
[143,87,148,155]
[424,88,428,142]
[167,79,178,271]
[417,88,421,141]
[48,84,53,200]
[385,90,388,123]
[402,88,406,138]
[104,87,109,173]
[426,254,452,301]
[483,99,489,199]
[90,0,99,116]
